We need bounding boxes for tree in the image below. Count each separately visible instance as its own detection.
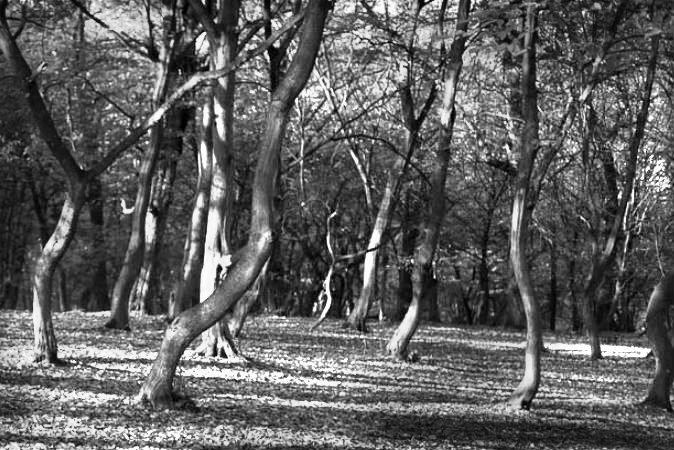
[641,272,674,411]
[506,1,541,410]
[106,2,194,329]
[386,0,471,359]
[137,0,331,408]
[345,0,437,332]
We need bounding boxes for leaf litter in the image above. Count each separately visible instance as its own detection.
[0,311,672,449]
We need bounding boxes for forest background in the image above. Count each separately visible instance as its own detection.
[1,0,674,410]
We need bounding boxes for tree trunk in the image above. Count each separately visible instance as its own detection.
[106,54,172,329]
[347,170,395,331]
[508,4,541,410]
[386,0,470,360]
[475,216,492,325]
[549,223,558,331]
[395,192,416,321]
[196,0,240,357]
[642,273,674,411]
[86,179,110,311]
[170,95,214,319]
[132,106,185,314]
[32,187,86,363]
[580,31,658,359]
[137,0,329,409]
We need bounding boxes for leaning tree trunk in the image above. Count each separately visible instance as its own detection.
[32,187,86,363]
[642,273,674,411]
[347,170,396,331]
[170,95,214,319]
[386,0,470,360]
[137,0,329,409]
[106,54,172,329]
[507,3,541,411]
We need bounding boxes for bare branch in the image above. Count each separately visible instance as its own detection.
[87,9,305,178]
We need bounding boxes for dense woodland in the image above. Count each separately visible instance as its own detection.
[1,0,674,412]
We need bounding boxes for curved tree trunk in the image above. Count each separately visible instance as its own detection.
[642,273,674,411]
[137,0,329,409]
[507,3,541,410]
[32,187,86,363]
[170,95,214,319]
[386,0,470,360]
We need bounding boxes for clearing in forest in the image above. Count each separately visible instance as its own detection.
[0,311,672,449]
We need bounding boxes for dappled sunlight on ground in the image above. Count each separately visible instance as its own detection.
[0,311,671,449]
[545,342,650,358]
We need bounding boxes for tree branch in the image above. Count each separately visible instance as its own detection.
[87,9,306,178]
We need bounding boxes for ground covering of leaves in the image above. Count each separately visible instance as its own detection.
[0,311,672,449]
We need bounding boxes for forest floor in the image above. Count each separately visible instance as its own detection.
[0,311,672,450]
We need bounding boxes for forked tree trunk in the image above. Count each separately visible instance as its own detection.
[386,0,470,360]
[32,188,86,363]
[642,273,674,411]
[170,95,214,319]
[106,49,173,328]
[137,0,329,409]
[507,3,541,410]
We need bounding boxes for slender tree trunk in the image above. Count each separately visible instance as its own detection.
[86,179,110,311]
[395,191,416,321]
[508,3,541,410]
[386,0,470,360]
[475,216,492,324]
[106,54,172,329]
[171,95,214,319]
[137,0,329,409]
[347,170,395,331]
[549,223,558,331]
[641,273,674,411]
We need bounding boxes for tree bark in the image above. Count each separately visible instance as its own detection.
[106,50,173,329]
[642,273,674,411]
[32,188,86,363]
[347,170,395,331]
[137,0,330,409]
[508,3,541,410]
[86,179,110,311]
[395,191,416,321]
[549,222,558,331]
[386,0,470,360]
[132,106,186,314]
[171,95,214,319]
[195,0,241,357]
